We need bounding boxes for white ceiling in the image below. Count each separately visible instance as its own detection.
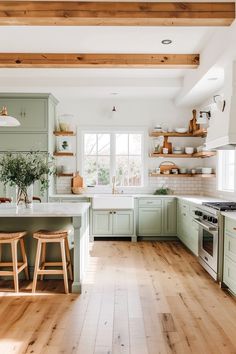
[0,24,228,101]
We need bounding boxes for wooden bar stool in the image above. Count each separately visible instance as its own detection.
[0,231,29,292]
[32,230,73,294]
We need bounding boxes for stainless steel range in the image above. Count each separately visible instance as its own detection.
[194,201,236,281]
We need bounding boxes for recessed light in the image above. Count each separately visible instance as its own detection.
[110,92,119,95]
[161,39,172,45]
[207,77,218,81]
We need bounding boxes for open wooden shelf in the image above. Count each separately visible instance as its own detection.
[149,129,207,138]
[53,131,75,136]
[57,173,74,177]
[53,152,74,157]
[149,173,216,178]
[150,151,216,159]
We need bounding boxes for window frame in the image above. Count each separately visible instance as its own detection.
[217,149,236,194]
[80,128,145,190]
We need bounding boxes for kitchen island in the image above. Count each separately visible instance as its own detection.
[0,202,90,293]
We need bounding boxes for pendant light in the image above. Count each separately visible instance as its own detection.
[0,106,20,127]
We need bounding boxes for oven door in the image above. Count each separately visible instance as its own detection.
[195,219,218,273]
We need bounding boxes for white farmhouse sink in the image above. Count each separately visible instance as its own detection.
[92,195,134,209]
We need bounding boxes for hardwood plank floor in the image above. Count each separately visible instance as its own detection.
[0,241,236,354]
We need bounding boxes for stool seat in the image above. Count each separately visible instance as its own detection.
[33,230,68,240]
[0,231,27,241]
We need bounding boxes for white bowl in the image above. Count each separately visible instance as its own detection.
[175,128,188,134]
[185,147,194,154]
[202,167,213,174]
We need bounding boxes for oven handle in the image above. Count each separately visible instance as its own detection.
[193,218,218,232]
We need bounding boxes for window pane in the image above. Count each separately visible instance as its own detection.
[129,156,142,186]
[98,134,110,155]
[218,150,235,192]
[84,156,97,185]
[116,134,128,155]
[129,134,142,155]
[98,156,110,185]
[116,156,129,186]
[84,134,96,155]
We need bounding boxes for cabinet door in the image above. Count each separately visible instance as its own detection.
[113,210,134,235]
[0,98,47,132]
[224,256,236,295]
[138,207,162,236]
[92,211,113,235]
[163,199,176,235]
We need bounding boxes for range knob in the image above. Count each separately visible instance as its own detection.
[208,216,213,222]
[212,218,218,224]
[203,215,208,220]
[195,210,202,216]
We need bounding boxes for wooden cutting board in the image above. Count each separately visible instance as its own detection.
[71,173,83,188]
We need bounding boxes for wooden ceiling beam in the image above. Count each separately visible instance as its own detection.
[0,2,234,26]
[0,53,200,68]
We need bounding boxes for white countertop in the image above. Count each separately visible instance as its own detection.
[50,193,226,205]
[0,202,90,217]
[221,211,236,221]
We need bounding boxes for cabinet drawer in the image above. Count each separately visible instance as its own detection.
[138,199,162,207]
[224,256,236,294]
[225,217,236,236]
[225,233,236,261]
[0,133,48,151]
[0,98,48,132]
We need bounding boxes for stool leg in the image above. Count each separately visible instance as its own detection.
[19,238,29,280]
[0,244,2,262]
[60,239,69,294]
[11,240,19,293]
[65,238,73,281]
[40,243,46,281]
[32,240,42,293]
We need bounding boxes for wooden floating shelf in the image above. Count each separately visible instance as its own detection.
[53,131,75,136]
[150,151,216,159]
[53,152,74,157]
[57,173,74,177]
[149,173,216,178]
[149,129,207,138]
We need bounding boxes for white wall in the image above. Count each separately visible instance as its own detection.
[55,96,204,195]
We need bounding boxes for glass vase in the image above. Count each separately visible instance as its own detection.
[16,185,33,208]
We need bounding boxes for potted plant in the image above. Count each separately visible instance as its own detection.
[0,152,55,207]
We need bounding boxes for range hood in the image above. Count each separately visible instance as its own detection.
[206,61,236,150]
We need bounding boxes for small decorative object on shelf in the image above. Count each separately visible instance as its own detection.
[0,152,55,208]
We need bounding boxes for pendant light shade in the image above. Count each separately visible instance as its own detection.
[0,106,20,127]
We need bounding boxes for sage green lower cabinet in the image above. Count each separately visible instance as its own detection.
[138,207,162,236]
[113,210,134,235]
[163,198,177,235]
[93,211,113,235]
[92,210,134,237]
[223,217,236,295]
[177,200,198,256]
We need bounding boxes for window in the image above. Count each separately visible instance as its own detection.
[218,150,235,192]
[83,132,143,187]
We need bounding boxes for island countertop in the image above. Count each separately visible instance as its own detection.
[0,202,90,217]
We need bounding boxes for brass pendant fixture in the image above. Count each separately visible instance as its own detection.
[0,106,20,126]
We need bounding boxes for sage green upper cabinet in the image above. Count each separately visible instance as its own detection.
[0,133,48,151]
[163,198,176,235]
[0,97,48,132]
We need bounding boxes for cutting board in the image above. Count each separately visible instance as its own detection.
[71,173,83,188]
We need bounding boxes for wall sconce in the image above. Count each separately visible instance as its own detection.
[213,95,226,112]
[0,106,20,127]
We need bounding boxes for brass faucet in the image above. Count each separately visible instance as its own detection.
[112,176,117,194]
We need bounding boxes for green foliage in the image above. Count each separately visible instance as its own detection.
[0,152,56,193]
[154,185,171,195]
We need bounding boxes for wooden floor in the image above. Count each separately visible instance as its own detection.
[0,241,236,354]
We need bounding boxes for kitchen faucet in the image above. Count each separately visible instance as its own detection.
[112,176,118,194]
